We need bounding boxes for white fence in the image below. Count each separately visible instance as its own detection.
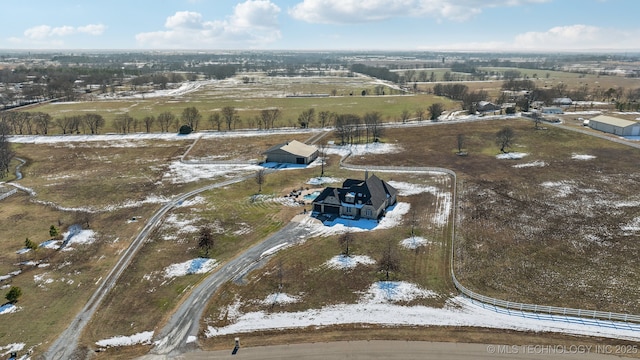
[339,153,640,326]
[0,189,17,201]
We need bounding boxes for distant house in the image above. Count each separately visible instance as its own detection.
[542,107,563,115]
[263,140,318,165]
[476,101,501,113]
[553,97,573,106]
[312,173,397,220]
[589,115,640,136]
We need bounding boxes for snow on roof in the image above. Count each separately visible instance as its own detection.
[264,140,317,158]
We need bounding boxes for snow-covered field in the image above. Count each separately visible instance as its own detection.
[400,236,430,249]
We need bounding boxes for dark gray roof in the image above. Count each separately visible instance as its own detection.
[314,174,396,209]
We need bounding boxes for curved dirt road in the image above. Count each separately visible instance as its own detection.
[45,174,255,360]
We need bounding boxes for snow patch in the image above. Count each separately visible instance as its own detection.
[163,258,218,279]
[572,153,596,160]
[362,281,437,303]
[307,177,341,185]
[541,181,574,198]
[324,255,375,270]
[400,237,430,249]
[324,143,401,157]
[64,229,96,246]
[496,152,528,160]
[513,160,546,168]
[204,296,640,342]
[95,331,154,348]
[261,293,300,305]
[0,343,24,357]
[0,303,19,315]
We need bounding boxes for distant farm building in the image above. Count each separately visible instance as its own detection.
[588,115,640,136]
[476,101,501,113]
[553,97,573,106]
[263,140,318,165]
[312,173,397,220]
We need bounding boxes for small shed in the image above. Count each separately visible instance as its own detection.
[263,140,318,165]
[588,115,640,136]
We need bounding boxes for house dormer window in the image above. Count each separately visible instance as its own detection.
[345,192,355,203]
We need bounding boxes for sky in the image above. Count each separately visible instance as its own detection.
[2,0,639,52]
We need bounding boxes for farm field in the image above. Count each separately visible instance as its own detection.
[25,74,456,134]
[2,72,640,359]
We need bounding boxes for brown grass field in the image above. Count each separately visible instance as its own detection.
[3,71,640,358]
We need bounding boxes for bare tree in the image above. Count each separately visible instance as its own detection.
[114,113,134,134]
[198,225,215,258]
[83,113,105,134]
[297,108,315,128]
[415,107,425,122]
[496,126,515,153]
[318,110,331,128]
[457,133,465,154]
[255,168,266,193]
[181,106,202,131]
[0,120,14,178]
[338,231,355,257]
[157,111,176,133]
[222,106,237,131]
[209,112,222,131]
[363,111,383,143]
[260,108,281,130]
[400,109,410,123]
[378,241,400,281]
[143,115,155,133]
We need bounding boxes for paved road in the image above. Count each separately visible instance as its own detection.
[144,217,314,358]
[44,174,257,360]
[166,341,621,360]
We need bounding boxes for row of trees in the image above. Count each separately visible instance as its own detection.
[0,120,13,178]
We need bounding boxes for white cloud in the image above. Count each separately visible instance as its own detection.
[289,0,550,24]
[22,24,106,40]
[136,0,281,49]
[424,24,640,51]
[77,24,107,36]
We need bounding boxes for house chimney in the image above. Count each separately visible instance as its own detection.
[365,170,368,180]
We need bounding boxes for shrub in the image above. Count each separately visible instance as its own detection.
[178,124,193,135]
[6,286,22,303]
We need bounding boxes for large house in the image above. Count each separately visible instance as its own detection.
[312,173,397,220]
[263,140,318,165]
